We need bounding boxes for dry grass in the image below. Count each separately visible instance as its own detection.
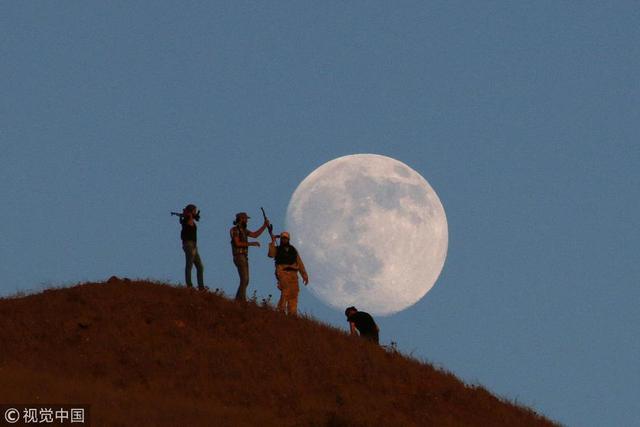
[0,280,558,426]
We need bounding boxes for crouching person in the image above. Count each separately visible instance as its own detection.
[268,231,309,315]
[345,306,379,344]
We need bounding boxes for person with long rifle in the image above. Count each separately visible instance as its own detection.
[230,211,269,301]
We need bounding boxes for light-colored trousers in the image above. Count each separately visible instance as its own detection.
[276,267,300,315]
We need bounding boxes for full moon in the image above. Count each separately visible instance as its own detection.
[285,154,448,316]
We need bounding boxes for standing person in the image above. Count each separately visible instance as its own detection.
[345,306,379,344]
[179,204,205,290]
[268,231,309,315]
[230,212,269,301]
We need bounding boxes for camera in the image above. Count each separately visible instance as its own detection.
[171,204,201,221]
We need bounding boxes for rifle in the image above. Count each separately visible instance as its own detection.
[260,207,274,239]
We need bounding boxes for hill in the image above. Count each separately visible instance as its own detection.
[0,279,557,426]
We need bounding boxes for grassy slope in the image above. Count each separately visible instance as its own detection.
[0,280,558,426]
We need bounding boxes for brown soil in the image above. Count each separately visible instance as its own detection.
[0,279,558,426]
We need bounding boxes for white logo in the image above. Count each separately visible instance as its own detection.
[4,408,20,424]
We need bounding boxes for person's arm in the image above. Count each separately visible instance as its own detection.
[180,210,193,225]
[267,240,277,258]
[233,235,260,248]
[297,255,309,285]
[232,229,260,249]
[247,219,269,238]
[349,322,358,336]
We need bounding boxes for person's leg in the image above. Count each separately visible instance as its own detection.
[288,293,298,315]
[288,282,300,315]
[234,255,249,301]
[277,288,287,311]
[275,269,286,311]
[183,242,195,287]
[193,247,204,288]
[279,272,299,315]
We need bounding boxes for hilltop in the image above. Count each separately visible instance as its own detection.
[0,279,557,426]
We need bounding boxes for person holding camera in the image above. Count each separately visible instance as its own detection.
[179,204,205,290]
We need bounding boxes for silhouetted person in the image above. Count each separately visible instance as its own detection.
[268,231,309,315]
[345,306,379,344]
[179,204,204,290]
[230,212,269,301]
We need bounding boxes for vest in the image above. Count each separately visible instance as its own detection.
[275,244,299,265]
[230,225,248,256]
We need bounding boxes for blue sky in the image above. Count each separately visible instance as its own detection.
[1,2,639,426]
